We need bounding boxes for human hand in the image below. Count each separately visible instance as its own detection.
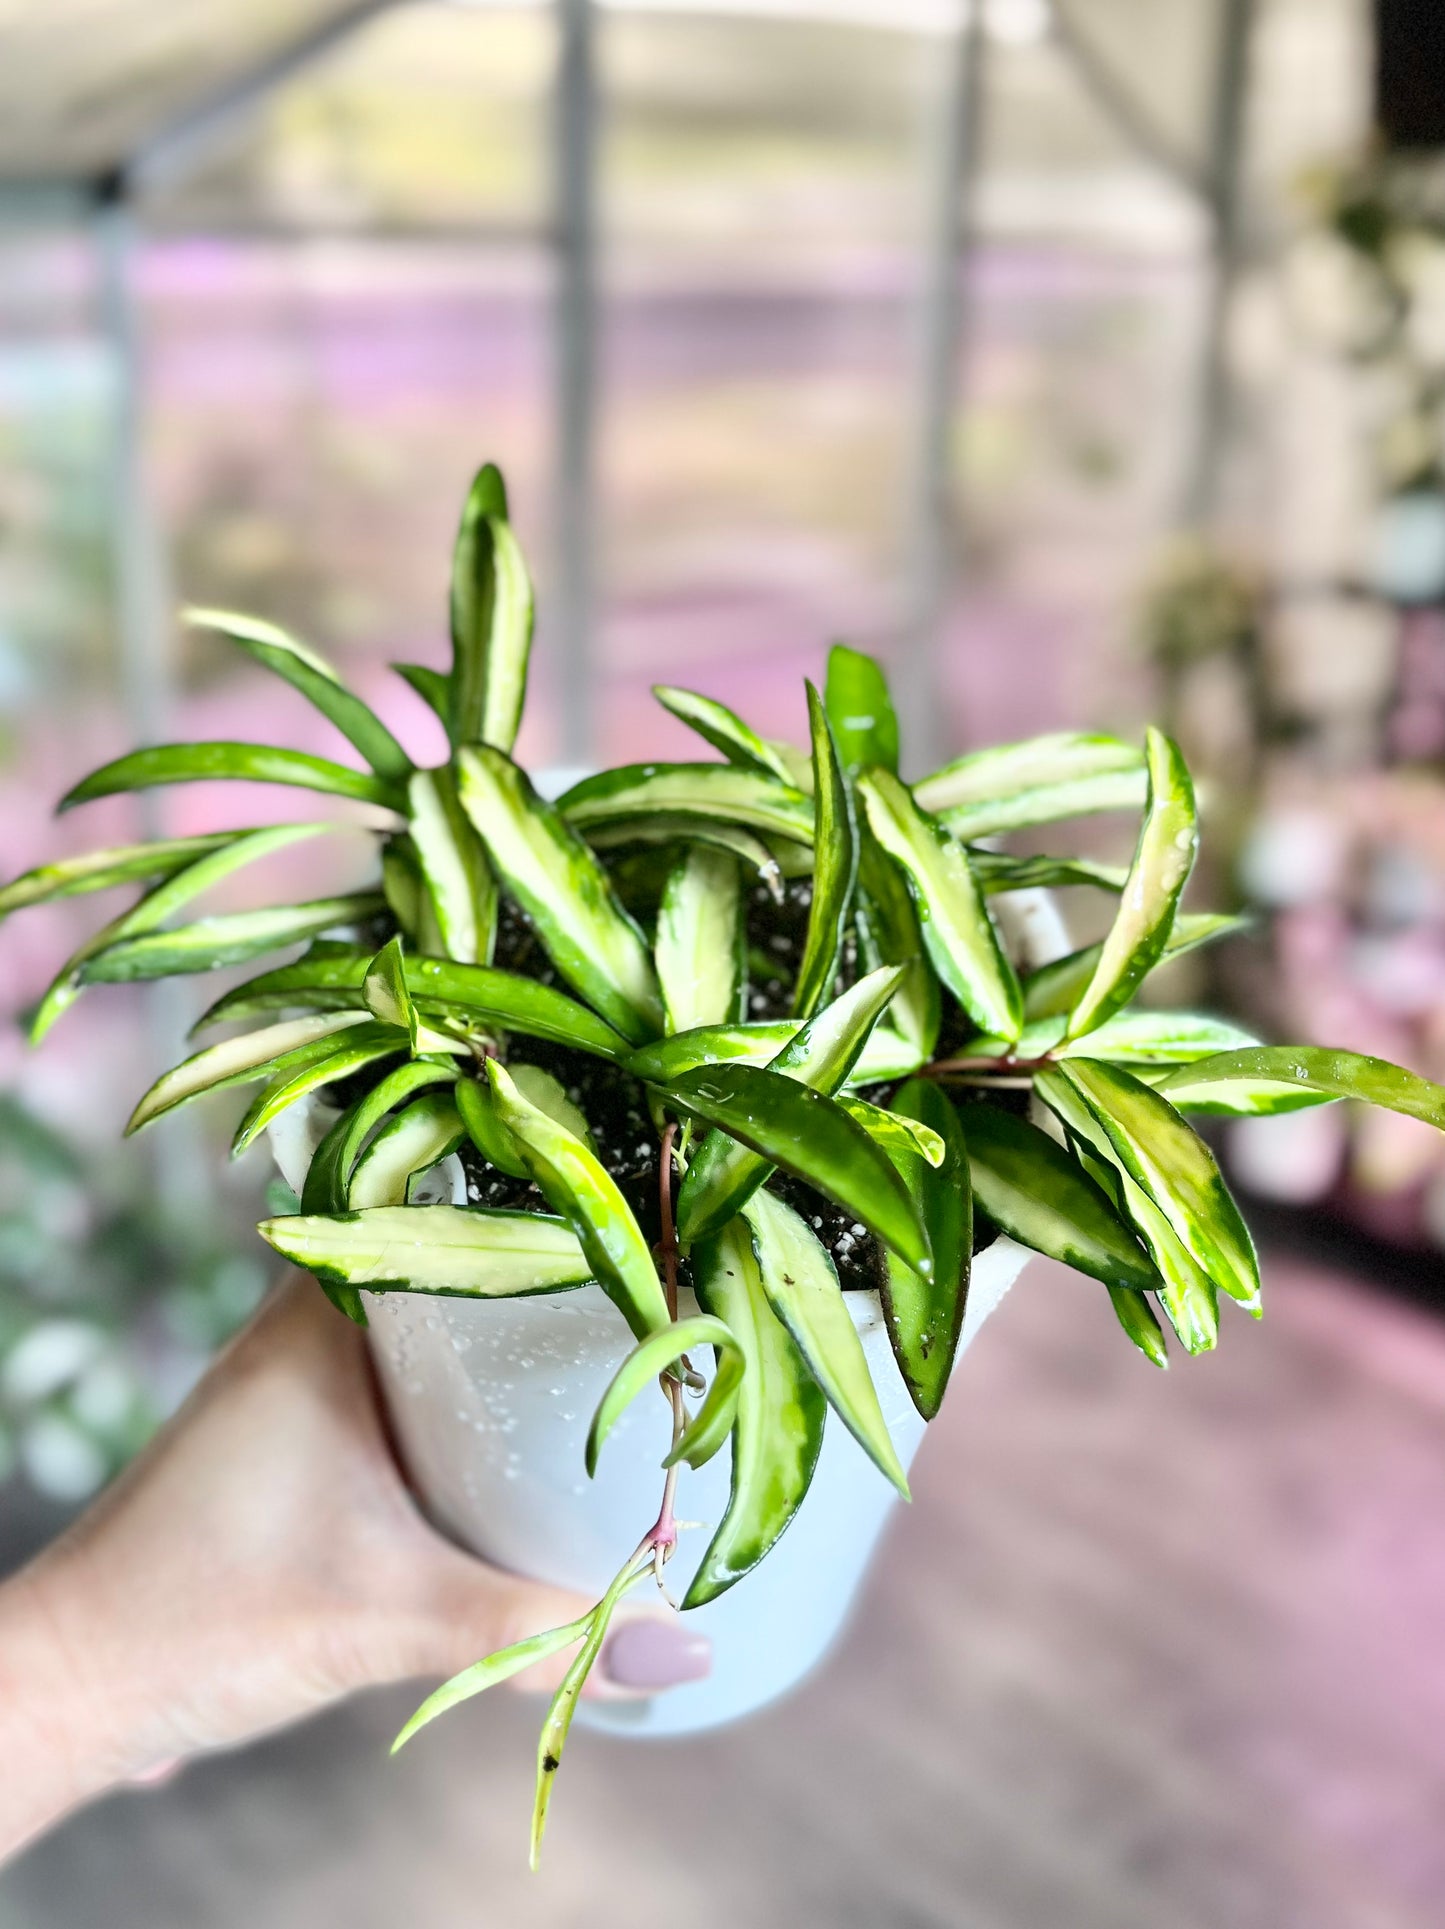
[0,1273,710,1859]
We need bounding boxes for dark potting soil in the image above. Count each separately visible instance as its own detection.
[324,879,1005,1286]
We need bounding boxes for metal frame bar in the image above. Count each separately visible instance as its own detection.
[553,0,599,766]
[121,0,409,196]
[1048,0,1210,204]
[897,1,987,778]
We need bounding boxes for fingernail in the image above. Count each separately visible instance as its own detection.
[129,1758,181,1789]
[602,1618,712,1691]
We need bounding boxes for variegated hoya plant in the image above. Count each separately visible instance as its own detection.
[8,462,1445,1865]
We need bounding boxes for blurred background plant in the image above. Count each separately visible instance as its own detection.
[0,1091,264,1503]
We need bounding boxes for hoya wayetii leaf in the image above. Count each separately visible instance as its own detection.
[449,461,535,751]
[651,685,796,783]
[654,845,745,1035]
[824,643,899,776]
[878,1079,972,1421]
[791,682,858,1020]
[914,731,1147,839]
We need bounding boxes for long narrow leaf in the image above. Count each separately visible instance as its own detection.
[30,822,337,1040]
[486,1061,670,1341]
[127,1012,371,1134]
[260,1204,595,1297]
[663,1062,931,1276]
[914,731,1146,838]
[393,1610,593,1754]
[457,746,663,1045]
[654,845,744,1034]
[530,1558,644,1871]
[857,766,1022,1039]
[878,1079,971,1421]
[1066,728,1198,1039]
[1022,912,1249,1021]
[651,685,796,783]
[407,766,498,965]
[362,935,418,1048]
[1059,1009,1259,1065]
[672,965,903,1246]
[231,1024,406,1157]
[824,643,899,775]
[319,1061,459,1210]
[185,608,411,778]
[743,1188,909,1497]
[955,1101,1158,1291]
[196,950,630,1060]
[59,742,403,813]
[559,763,814,846]
[626,1020,800,1083]
[0,830,243,919]
[582,814,784,897]
[1156,1046,1445,1122]
[391,662,453,735]
[81,893,385,984]
[585,1314,742,1475]
[1038,1060,1258,1309]
[684,1218,826,1606]
[348,1093,465,1208]
[792,682,857,1018]
[969,852,1129,896]
[449,462,535,750]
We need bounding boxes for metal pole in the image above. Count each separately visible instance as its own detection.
[1180,0,1254,527]
[897,1,987,778]
[553,0,599,767]
[94,193,204,1211]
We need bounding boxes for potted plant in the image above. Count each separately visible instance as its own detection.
[7,461,1445,1867]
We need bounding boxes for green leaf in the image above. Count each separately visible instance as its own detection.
[196,950,631,1060]
[654,845,744,1034]
[837,1093,945,1168]
[391,663,453,735]
[319,1060,460,1209]
[1022,912,1249,1022]
[1059,1009,1260,1065]
[259,1204,595,1297]
[393,1609,593,1754]
[59,743,403,813]
[857,766,1022,1040]
[559,763,814,846]
[684,1218,826,1606]
[914,732,1147,839]
[126,1012,371,1134]
[626,1020,800,1084]
[184,608,411,778]
[968,852,1129,896]
[1066,728,1198,1039]
[456,1064,596,1179]
[362,935,419,1048]
[585,1313,742,1475]
[824,643,899,775]
[79,894,387,984]
[1107,1285,1170,1368]
[743,1187,909,1497]
[486,1061,670,1341]
[1156,1046,1445,1122]
[671,965,905,1247]
[792,682,858,1019]
[457,746,663,1045]
[851,833,939,1077]
[878,1079,972,1421]
[0,830,246,919]
[531,1557,644,1871]
[582,815,784,898]
[406,767,498,965]
[664,1062,931,1276]
[1037,1059,1258,1310]
[449,462,535,751]
[955,1102,1158,1292]
[347,1093,465,1207]
[651,685,796,783]
[29,822,338,1040]
[230,1023,407,1158]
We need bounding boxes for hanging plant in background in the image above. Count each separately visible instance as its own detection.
[7,461,1445,1867]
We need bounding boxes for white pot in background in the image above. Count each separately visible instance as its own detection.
[269,891,1068,1737]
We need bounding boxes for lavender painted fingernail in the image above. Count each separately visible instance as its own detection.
[602,1618,712,1691]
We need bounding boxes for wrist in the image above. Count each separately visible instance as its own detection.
[0,1550,122,1859]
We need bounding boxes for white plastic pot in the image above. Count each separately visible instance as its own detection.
[269,891,1069,1737]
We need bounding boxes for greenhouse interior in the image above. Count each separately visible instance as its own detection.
[1,0,1444,1924]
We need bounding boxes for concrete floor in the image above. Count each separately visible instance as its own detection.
[5,1250,1445,1929]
